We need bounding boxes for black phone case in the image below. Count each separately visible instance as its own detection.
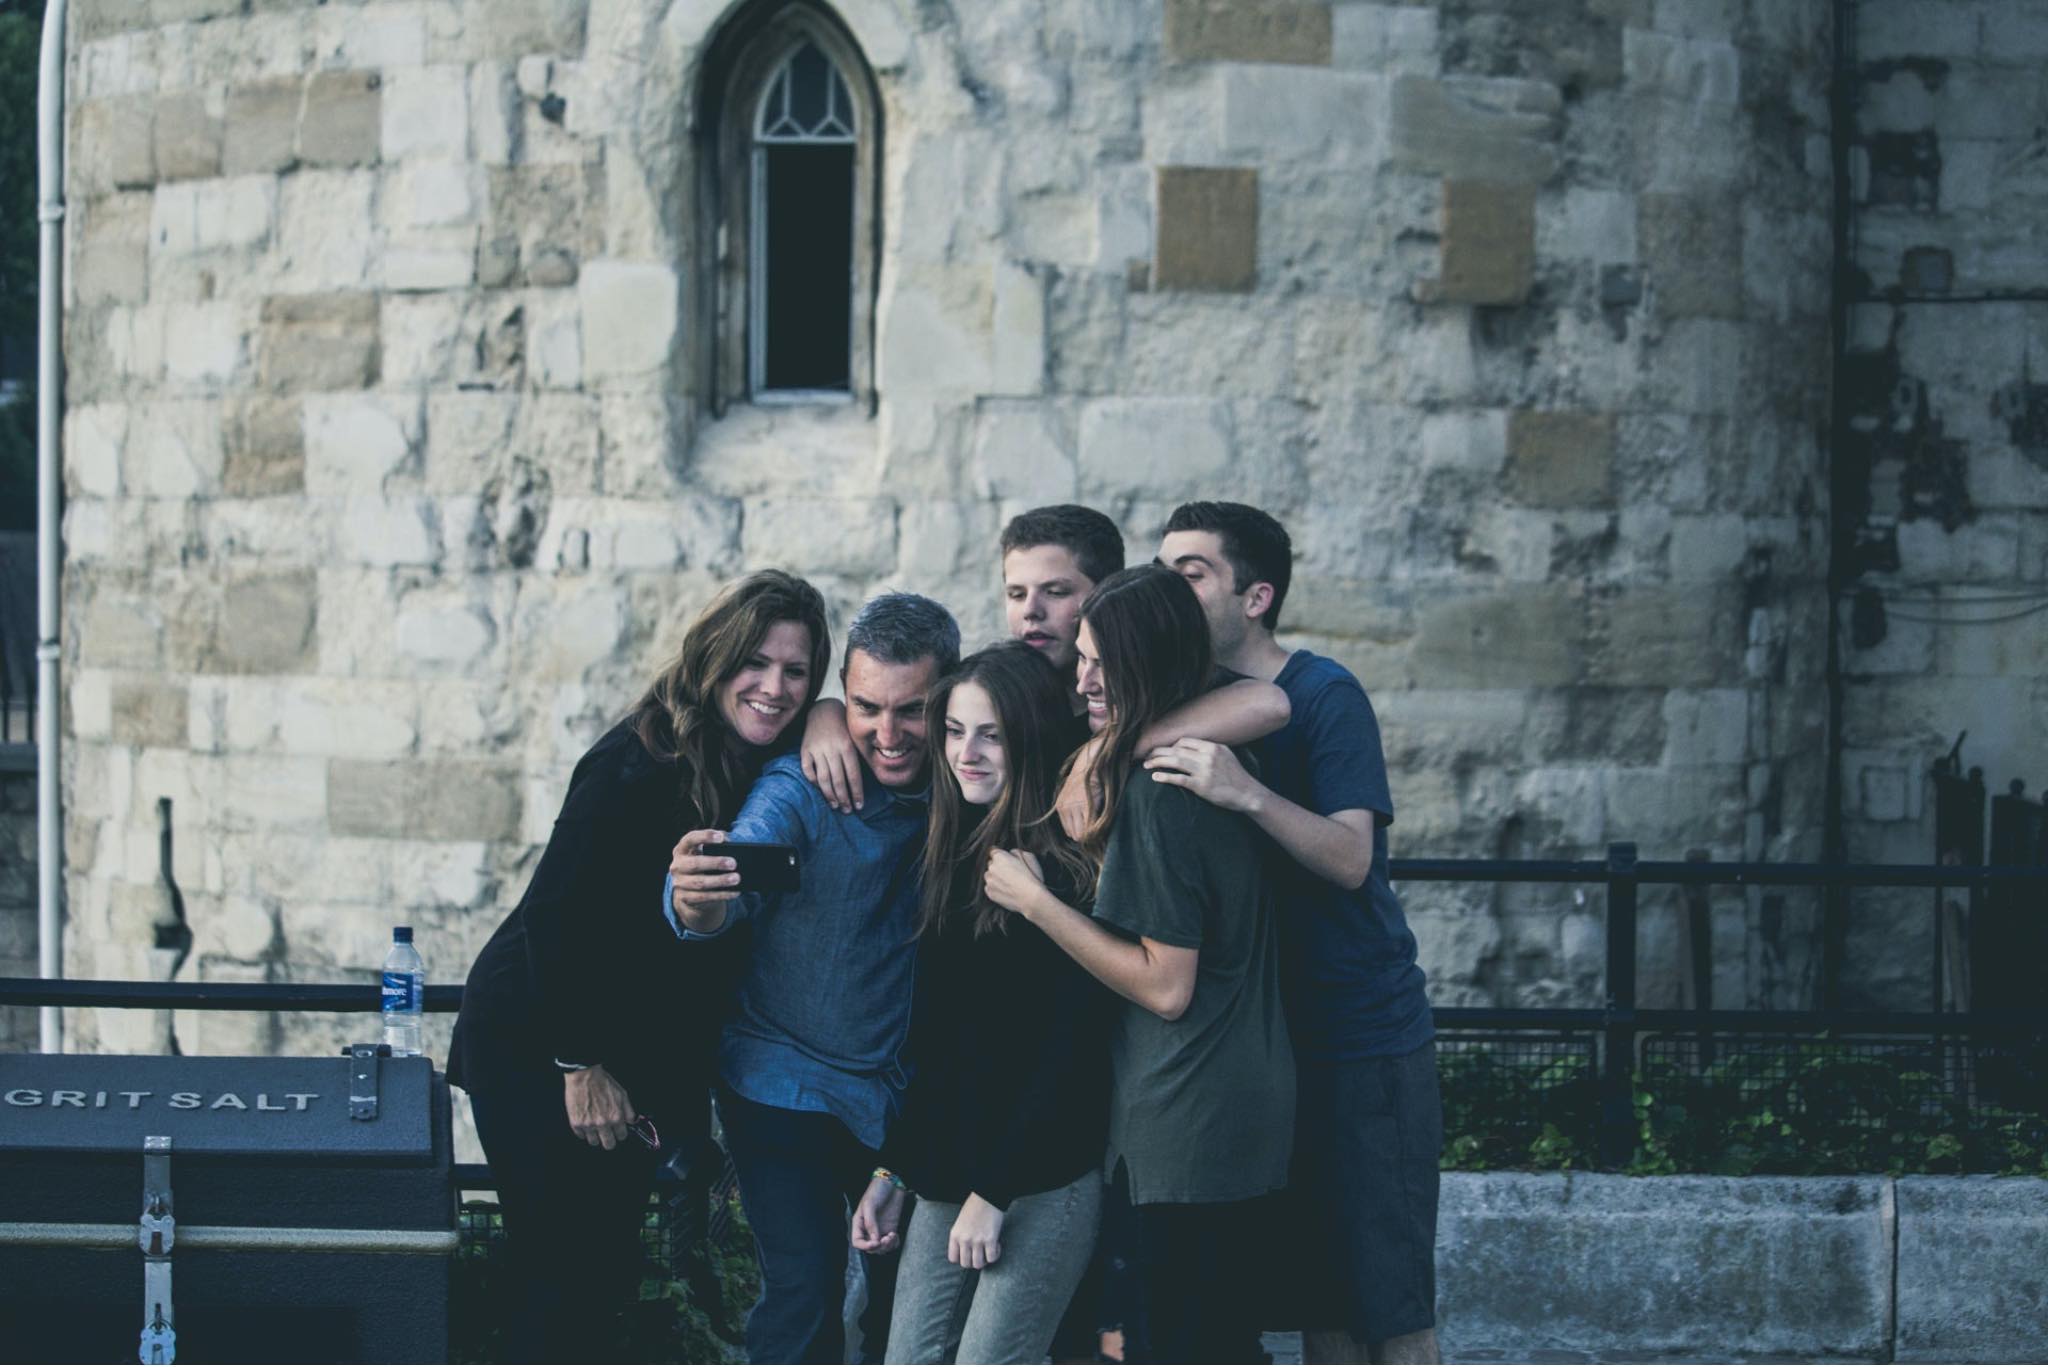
[723,841,801,893]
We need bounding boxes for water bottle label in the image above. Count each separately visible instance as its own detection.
[381,971,422,1013]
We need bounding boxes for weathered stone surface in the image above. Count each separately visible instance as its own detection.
[222,79,302,176]
[152,91,223,183]
[1591,585,1744,688]
[74,192,152,307]
[1155,166,1259,293]
[1505,411,1616,508]
[578,260,679,381]
[258,293,381,393]
[220,395,305,498]
[1434,180,1536,306]
[327,759,523,842]
[109,678,190,748]
[742,499,898,577]
[1390,75,1559,186]
[208,571,320,675]
[1411,588,1585,689]
[301,71,383,168]
[1894,1177,2048,1363]
[1641,192,1742,319]
[1437,1173,1892,1361]
[1165,0,1331,66]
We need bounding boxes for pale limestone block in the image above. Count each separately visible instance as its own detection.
[896,500,999,583]
[971,402,1077,502]
[991,261,1047,396]
[340,496,442,567]
[132,400,227,499]
[219,755,329,832]
[521,394,603,496]
[1669,513,1751,580]
[578,260,679,380]
[1894,518,2019,583]
[1219,66,1388,163]
[274,171,377,293]
[516,54,554,99]
[417,681,514,752]
[1095,164,1153,270]
[424,391,518,492]
[280,681,419,758]
[527,288,584,389]
[519,586,628,680]
[1331,3,1439,73]
[304,393,420,494]
[1540,187,1638,264]
[743,499,899,577]
[62,501,118,562]
[314,3,429,70]
[388,159,479,228]
[383,231,481,292]
[106,304,170,382]
[79,30,162,102]
[878,265,996,396]
[1420,409,1509,476]
[1078,397,1232,500]
[574,502,684,571]
[205,497,326,565]
[398,840,492,909]
[396,599,497,667]
[1664,690,1750,768]
[1140,72,1225,165]
[73,404,128,498]
[599,142,663,260]
[1623,30,1739,105]
[382,66,472,162]
[72,670,115,741]
[1388,74,1558,185]
[163,301,248,387]
[1459,506,1554,582]
[597,391,690,500]
[470,60,519,167]
[150,176,277,256]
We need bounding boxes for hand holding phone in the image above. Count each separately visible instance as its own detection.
[721,841,801,894]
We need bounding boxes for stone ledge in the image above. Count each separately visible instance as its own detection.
[1436,1172,2048,1364]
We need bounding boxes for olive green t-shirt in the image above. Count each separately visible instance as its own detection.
[1094,769,1296,1206]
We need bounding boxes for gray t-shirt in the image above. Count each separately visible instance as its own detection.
[1094,769,1295,1206]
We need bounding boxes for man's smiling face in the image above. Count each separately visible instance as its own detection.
[842,649,940,789]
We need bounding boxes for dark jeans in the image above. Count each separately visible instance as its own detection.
[717,1086,901,1365]
[468,1076,663,1364]
[1116,1162,1273,1365]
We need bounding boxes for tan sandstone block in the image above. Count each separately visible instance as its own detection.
[1433,180,1536,306]
[1155,166,1259,293]
[1166,0,1332,65]
[258,293,381,393]
[1505,411,1617,508]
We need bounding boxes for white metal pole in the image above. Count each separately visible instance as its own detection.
[35,0,69,1055]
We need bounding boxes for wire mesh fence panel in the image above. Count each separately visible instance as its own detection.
[1437,1031,1601,1169]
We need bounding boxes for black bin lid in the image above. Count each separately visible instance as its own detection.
[0,1054,434,1159]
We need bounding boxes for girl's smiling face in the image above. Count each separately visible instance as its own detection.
[943,681,1007,806]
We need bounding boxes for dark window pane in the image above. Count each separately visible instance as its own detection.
[762,143,854,391]
[787,44,830,135]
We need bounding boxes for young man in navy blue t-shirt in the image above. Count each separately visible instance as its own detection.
[1149,502,1442,1365]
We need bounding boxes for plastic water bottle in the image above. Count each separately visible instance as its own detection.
[381,927,425,1058]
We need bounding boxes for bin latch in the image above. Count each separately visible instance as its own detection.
[345,1043,388,1121]
[138,1134,176,1365]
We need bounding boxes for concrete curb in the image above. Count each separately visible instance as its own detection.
[1436,1171,2048,1363]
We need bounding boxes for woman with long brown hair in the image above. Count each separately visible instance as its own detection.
[449,569,830,1363]
[848,641,1113,1364]
[979,564,1296,1365]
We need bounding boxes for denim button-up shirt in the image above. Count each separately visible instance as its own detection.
[662,754,926,1149]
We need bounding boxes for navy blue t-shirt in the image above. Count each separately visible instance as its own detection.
[1253,651,1431,1061]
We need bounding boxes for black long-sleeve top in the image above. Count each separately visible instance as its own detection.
[449,721,746,1122]
[882,865,1113,1210]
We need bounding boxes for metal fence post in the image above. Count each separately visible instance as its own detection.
[1601,842,1639,1168]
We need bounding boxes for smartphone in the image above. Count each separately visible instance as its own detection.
[722,841,801,894]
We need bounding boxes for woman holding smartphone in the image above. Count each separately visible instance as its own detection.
[850,641,1114,1364]
[449,570,831,1363]
[980,564,1296,1366]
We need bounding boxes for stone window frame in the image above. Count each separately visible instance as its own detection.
[698,2,882,417]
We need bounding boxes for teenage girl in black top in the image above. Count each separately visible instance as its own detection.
[851,642,1113,1364]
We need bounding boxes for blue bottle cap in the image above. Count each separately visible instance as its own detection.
[393,926,413,943]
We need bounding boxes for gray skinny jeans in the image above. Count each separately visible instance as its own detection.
[884,1171,1103,1364]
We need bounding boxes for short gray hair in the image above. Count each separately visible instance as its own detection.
[844,592,960,676]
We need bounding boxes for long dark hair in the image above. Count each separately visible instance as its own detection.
[627,570,832,829]
[918,642,1095,938]
[1061,565,1212,887]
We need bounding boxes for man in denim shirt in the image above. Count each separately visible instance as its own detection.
[668,592,959,1365]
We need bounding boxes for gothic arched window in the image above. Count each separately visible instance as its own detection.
[699,5,880,412]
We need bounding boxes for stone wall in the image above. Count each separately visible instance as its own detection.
[0,769,35,1052]
[56,0,1841,1049]
[1836,0,2048,1009]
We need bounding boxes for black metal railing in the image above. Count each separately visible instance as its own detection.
[5,849,2045,1169]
